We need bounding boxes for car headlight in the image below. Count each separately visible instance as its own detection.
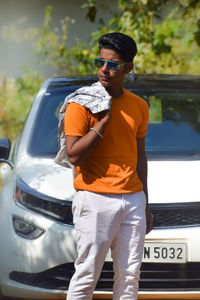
[13,216,45,239]
[15,177,73,225]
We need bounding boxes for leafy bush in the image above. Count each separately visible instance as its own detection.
[83,0,200,75]
[3,2,200,76]
[0,71,43,141]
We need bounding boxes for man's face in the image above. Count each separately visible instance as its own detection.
[97,48,132,91]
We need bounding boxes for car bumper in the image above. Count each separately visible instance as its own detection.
[138,291,200,299]
[1,287,200,300]
[1,198,200,299]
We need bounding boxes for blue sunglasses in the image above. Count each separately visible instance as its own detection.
[94,58,129,72]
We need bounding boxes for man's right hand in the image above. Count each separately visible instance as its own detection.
[95,109,111,124]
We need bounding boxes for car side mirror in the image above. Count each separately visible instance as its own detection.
[0,138,11,159]
[0,139,14,168]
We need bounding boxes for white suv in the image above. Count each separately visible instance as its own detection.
[0,74,200,299]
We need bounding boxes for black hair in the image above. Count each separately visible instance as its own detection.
[98,32,137,62]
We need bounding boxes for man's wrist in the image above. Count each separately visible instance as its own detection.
[90,127,103,139]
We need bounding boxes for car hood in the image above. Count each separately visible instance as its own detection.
[16,153,200,204]
[16,153,75,201]
[148,160,200,204]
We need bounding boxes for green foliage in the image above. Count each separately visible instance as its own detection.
[0,71,43,140]
[2,1,200,76]
[81,0,97,23]
[2,6,98,76]
[82,0,200,75]
[26,1,200,75]
[33,6,99,76]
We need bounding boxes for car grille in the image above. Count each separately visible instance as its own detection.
[140,262,200,290]
[9,262,200,291]
[54,202,200,228]
[9,262,113,291]
[150,202,200,228]
[61,202,200,228]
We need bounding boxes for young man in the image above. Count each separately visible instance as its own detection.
[65,32,153,300]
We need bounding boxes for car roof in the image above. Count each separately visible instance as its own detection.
[45,74,200,94]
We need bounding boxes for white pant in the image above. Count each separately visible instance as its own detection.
[66,190,146,300]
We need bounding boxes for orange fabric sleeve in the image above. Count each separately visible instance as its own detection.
[64,102,91,137]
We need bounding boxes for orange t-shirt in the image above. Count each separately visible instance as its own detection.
[64,88,149,194]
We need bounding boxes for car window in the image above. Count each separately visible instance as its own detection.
[29,89,200,160]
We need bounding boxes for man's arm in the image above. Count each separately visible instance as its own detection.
[66,110,111,166]
[137,137,154,234]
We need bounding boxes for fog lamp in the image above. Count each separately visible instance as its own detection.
[13,216,45,239]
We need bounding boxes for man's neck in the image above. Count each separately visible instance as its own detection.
[106,87,123,99]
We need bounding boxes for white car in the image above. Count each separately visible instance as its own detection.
[0,74,200,299]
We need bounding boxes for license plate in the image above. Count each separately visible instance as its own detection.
[143,242,187,263]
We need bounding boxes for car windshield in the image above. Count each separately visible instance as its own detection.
[29,89,200,160]
[144,92,200,159]
[29,91,67,157]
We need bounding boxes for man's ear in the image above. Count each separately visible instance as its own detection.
[124,62,133,74]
